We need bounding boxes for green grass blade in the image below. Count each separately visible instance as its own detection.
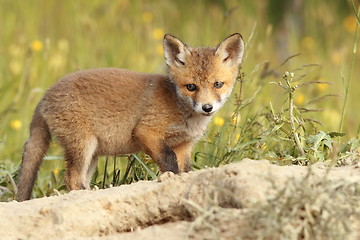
[352,1,360,25]
[131,154,157,180]
[339,3,360,134]
[102,157,108,189]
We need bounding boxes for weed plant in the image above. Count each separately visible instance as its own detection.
[184,168,360,240]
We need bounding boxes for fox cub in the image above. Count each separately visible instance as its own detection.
[16,33,245,201]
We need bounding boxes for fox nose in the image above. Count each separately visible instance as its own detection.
[202,104,213,113]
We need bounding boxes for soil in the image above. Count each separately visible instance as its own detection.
[1,159,360,240]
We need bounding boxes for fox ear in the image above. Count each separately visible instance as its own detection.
[163,34,191,67]
[215,33,245,67]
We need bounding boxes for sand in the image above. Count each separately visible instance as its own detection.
[1,159,360,240]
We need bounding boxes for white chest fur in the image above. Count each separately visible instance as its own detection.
[166,114,212,146]
[185,115,212,139]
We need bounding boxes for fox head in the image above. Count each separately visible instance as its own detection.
[163,33,244,116]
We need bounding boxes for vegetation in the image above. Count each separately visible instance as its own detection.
[1,0,360,201]
[184,167,360,240]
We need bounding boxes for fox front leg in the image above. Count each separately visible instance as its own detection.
[145,142,179,173]
[172,142,193,172]
[135,129,179,173]
[156,144,180,173]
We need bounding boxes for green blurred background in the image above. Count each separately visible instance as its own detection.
[0,0,359,198]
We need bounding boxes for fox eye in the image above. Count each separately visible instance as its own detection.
[214,82,224,89]
[185,84,197,92]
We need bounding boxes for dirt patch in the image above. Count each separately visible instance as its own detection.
[1,159,360,240]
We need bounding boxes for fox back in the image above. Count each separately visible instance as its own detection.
[16,33,245,201]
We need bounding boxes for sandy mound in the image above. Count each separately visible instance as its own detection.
[1,159,360,240]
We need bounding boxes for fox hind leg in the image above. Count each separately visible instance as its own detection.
[64,136,98,190]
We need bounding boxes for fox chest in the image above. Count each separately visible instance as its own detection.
[165,116,212,147]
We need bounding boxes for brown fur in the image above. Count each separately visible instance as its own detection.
[16,33,245,201]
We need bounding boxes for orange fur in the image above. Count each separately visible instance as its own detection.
[16,33,245,201]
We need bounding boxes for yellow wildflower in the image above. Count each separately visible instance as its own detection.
[152,28,164,40]
[230,114,240,125]
[31,40,43,52]
[10,120,22,130]
[343,15,357,34]
[232,133,241,147]
[294,93,305,106]
[316,80,328,92]
[301,36,314,50]
[53,168,59,175]
[142,12,153,23]
[235,133,241,141]
[213,116,225,127]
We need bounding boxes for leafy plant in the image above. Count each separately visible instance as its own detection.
[0,163,17,201]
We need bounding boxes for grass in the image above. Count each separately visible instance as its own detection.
[1,0,360,201]
[339,2,359,135]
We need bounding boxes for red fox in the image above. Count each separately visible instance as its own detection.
[16,33,245,201]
